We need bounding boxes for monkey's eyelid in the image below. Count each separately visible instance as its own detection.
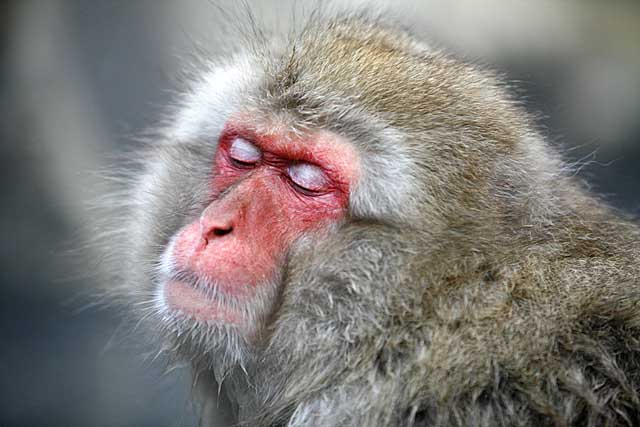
[288,163,328,193]
[229,137,262,164]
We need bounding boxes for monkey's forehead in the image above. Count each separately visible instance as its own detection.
[242,16,522,141]
[166,15,538,224]
[174,14,525,154]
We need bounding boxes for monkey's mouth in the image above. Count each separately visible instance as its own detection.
[160,278,243,325]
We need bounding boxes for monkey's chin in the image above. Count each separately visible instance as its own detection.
[162,279,242,325]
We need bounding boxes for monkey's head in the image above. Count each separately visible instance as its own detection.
[121,14,546,380]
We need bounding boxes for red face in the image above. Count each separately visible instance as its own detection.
[160,119,359,337]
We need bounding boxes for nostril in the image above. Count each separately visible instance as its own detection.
[212,226,233,237]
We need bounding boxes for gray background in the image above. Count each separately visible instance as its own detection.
[2,1,639,426]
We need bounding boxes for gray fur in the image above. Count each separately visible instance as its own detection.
[105,9,640,427]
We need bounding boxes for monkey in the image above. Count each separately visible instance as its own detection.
[104,8,640,427]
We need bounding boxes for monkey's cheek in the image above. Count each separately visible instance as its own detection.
[162,280,242,326]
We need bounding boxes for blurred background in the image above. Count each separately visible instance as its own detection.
[1,1,639,426]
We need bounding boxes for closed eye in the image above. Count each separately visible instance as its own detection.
[287,162,329,195]
[229,137,261,167]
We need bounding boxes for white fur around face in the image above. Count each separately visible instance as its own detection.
[171,55,260,144]
[350,126,421,222]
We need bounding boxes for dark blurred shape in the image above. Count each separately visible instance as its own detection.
[1,1,196,426]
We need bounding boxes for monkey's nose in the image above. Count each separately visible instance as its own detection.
[202,225,234,245]
[199,212,235,244]
[211,226,233,237]
[199,198,240,243]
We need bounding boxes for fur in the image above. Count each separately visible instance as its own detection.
[104,7,640,427]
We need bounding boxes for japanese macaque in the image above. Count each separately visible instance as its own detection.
[107,9,640,427]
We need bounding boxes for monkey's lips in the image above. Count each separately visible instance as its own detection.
[162,279,241,325]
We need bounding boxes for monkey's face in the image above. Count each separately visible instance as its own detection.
[155,118,360,343]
